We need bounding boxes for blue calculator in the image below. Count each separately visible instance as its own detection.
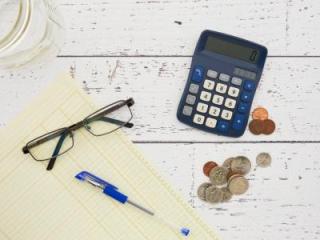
[177,30,268,137]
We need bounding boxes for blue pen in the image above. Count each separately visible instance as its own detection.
[75,171,190,237]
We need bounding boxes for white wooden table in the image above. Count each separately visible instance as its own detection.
[1,1,320,239]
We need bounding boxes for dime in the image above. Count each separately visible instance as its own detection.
[203,161,218,177]
[206,186,224,203]
[256,152,272,168]
[252,107,269,120]
[262,119,276,135]
[230,156,251,175]
[209,166,229,186]
[221,187,233,202]
[222,157,235,169]
[228,175,249,195]
[197,182,212,201]
[249,119,264,135]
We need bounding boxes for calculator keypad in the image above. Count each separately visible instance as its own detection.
[181,66,256,134]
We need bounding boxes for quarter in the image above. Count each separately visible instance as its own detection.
[228,175,249,195]
[230,156,251,175]
[222,157,235,169]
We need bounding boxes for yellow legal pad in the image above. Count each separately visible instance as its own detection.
[0,75,219,240]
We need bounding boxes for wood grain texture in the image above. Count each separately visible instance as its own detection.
[138,143,320,240]
[1,57,320,141]
[58,0,320,56]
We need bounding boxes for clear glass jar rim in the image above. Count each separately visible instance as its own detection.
[0,0,32,52]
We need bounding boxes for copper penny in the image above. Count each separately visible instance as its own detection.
[262,119,276,135]
[203,161,218,177]
[249,120,264,135]
[252,107,269,120]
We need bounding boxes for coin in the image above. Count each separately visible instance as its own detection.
[256,152,272,168]
[249,119,264,135]
[206,186,224,203]
[230,156,251,175]
[228,175,249,195]
[209,166,229,186]
[221,187,233,202]
[197,182,212,201]
[222,157,235,169]
[252,107,269,120]
[262,119,276,135]
[203,161,218,177]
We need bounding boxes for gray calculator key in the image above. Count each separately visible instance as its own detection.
[182,105,193,116]
[231,77,242,86]
[207,69,218,79]
[189,83,199,94]
[186,94,196,105]
[219,73,230,82]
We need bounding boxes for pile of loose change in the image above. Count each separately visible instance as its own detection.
[198,153,272,204]
[249,107,276,135]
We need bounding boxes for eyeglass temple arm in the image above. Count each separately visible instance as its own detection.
[46,131,68,171]
[97,117,133,128]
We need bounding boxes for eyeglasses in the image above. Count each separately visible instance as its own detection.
[22,98,134,171]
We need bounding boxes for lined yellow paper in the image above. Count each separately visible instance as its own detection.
[0,75,219,240]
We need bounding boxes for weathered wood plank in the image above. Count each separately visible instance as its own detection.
[1,57,318,141]
[138,142,320,240]
[58,0,320,56]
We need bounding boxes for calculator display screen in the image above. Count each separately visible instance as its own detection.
[204,36,260,63]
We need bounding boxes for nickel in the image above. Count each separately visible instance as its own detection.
[230,156,251,175]
[256,152,272,168]
[228,175,249,195]
[197,182,212,201]
[209,166,229,186]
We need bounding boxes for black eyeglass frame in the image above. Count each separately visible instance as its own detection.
[22,98,134,170]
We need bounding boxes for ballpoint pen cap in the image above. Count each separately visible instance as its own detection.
[180,227,190,236]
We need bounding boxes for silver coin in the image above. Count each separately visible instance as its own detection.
[221,187,233,202]
[209,166,229,186]
[228,175,249,195]
[222,157,235,169]
[256,152,272,168]
[197,182,212,201]
[206,186,224,204]
[230,156,251,175]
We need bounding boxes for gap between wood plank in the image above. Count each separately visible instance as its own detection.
[133,140,320,144]
[57,55,320,58]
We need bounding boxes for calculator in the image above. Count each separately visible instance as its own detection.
[177,30,268,137]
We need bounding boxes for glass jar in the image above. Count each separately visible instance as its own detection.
[0,0,64,68]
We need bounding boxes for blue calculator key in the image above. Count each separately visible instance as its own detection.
[244,81,255,91]
[191,65,204,82]
[217,120,230,132]
[241,91,252,102]
[232,114,245,130]
[238,102,250,113]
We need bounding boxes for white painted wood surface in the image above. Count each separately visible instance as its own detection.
[1,0,320,239]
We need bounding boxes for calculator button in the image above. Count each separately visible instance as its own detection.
[189,83,199,94]
[193,114,205,125]
[196,102,208,113]
[207,69,218,79]
[186,94,196,105]
[216,83,228,94]
[200,91,212,102]
[238,102,250,113]
[182,106,193,116]
[228,87,240,97]
[232,114,245,130]
[209,106,220,117]
[221,110,233,120]
[241,92,252,102]
[212,94,224,105]
[205,118,217,128]
[231,77,242,86]
[192,65,204,83]
[217,120,230,132]
[219,73,230,82]
[203,79,215,90]
[244,80,255,91]
[225,98,236,109]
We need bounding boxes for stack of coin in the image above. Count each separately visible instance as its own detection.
[249,107,276,135]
